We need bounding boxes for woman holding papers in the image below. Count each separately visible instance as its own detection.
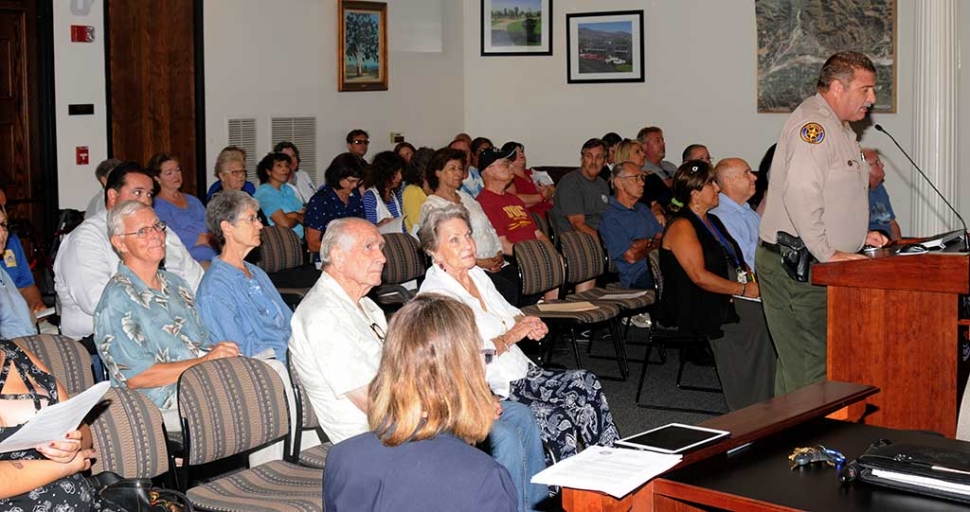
[417,204,620,462]
[659,160,776,410]
[324,294,517,512]
[0,339,119,510]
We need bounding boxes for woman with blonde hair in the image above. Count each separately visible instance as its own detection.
[323,294,517,512]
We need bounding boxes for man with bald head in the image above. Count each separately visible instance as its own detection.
[710,158,760,268]
[599,162,664,290]
[865,148,901,241]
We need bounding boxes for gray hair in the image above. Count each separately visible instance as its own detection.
[214,146,247,177]
[95,158,122,181]
[417,203,472,255]
[107,200,153,258]
[206,190,260,250]
[319,217,370,269]
[611,161,639,181]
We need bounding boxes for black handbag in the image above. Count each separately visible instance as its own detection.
[841,439,970,505]
[89,471,194,512]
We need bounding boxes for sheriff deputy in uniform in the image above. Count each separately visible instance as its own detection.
[756,51,889,395]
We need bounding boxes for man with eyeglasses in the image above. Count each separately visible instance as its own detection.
[346,129,370,162]
[709,158,760,269]
[54,162,204,342]
[599,162,664,291]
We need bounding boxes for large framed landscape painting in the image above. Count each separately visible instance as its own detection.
[481,0,552,56]
[755,0,896,112]
[566,11,644,84]
[338,0,388,92]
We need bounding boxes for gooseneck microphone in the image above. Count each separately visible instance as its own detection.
[874,123,969,251]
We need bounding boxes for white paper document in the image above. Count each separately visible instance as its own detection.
[531,446,682,498]
[0,381,111,454]
[599,291,649,300]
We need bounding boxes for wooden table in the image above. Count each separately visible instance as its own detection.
[561,381,878,511]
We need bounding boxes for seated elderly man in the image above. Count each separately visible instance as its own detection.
[289,217,548,512]
[599,161,664,291]
[708,158,760,269]
[94,201,239,428]
[55,163,204,342]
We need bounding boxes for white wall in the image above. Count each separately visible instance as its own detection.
[461,0,939,235]
[203,0,465,183]
[52,0,968,238]
[53,0,108,210]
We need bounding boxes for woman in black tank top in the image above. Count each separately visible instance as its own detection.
[658,161,777,411]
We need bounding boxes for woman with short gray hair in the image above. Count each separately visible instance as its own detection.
[418,203,620,464]
[195,190,293,361]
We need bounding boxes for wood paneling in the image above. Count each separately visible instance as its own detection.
[107,0,198,195]
[815,252,970,437]
[0,1,44,233]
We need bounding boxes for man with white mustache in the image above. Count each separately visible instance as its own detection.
[756,51,889,395]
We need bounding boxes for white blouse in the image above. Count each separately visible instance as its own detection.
[418,264,533,398]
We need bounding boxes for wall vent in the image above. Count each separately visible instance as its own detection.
[227,118,258,184]
[271,117,318,184]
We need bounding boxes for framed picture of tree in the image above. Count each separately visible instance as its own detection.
[338,0,388,92]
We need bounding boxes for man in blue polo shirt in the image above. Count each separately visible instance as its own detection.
[599,161,664,290]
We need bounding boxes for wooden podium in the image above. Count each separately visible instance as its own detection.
[812,248,970,436]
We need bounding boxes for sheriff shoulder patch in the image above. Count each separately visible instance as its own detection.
[800,122,825,144]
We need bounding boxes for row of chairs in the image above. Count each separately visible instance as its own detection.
[14,334,331,511]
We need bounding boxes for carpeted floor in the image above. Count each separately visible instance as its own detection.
[537,324,730,439]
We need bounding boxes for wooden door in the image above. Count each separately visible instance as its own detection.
[0,0,45,233]
[106,0,201,195]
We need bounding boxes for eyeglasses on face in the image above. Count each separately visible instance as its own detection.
[617,174,645,182]
[224,170,246,177]
[119,221,167,238]
[236,214,262,225]
[351,139,370,145]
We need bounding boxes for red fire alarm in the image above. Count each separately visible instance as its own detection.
[76,146,89,165]
[70,25,95,43]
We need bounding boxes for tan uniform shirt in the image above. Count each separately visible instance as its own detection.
[759,93,869,262]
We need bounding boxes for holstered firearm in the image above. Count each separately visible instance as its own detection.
[776,231,814,283]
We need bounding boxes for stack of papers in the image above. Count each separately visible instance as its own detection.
[531,446,682,498]
[0,381,111,454]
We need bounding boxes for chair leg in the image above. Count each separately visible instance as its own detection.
[609,320,628,379]
[568,328,583,369]
[634,333,723,414]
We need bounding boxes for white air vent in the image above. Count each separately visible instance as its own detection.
[227,118,258,183]
[271,117,318,184]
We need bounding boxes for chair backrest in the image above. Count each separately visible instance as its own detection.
[14,334,95,395]
[178,357,290,466]
[559,231,606,284]
[286,350,319,431]
[529,211,551,241]
[90,387,170,478]
[648,249,664,299]
[258,225,305,274]
[514,239,564,296]
[380,232,426,286]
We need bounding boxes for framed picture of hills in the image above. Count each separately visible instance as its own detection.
[566,10,644,84]
[481,0,552,56]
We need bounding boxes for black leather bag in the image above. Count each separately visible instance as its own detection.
[841,439,970,505]
[89,471,194,512]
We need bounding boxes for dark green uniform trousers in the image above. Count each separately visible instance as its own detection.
[755,244,827,395]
